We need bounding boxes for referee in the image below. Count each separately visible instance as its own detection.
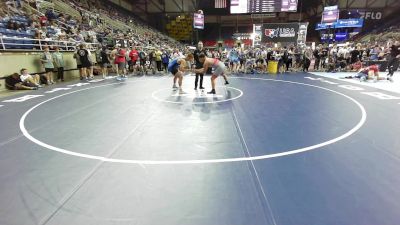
[193,41,206,90]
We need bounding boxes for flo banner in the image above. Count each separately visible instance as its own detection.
[261,23,300,43]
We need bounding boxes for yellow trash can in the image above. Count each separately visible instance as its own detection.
[268,60,278,74]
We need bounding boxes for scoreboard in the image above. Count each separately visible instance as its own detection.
[231,0,298,14]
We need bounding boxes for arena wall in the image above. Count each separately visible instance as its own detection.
[0,52,95,92]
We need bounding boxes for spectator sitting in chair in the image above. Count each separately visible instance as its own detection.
[5,73,39,90]
[336,54,347,72]
[326,56,336,72]
[20,68,42,88]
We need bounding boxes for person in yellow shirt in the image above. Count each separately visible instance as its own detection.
[155,49,163,72]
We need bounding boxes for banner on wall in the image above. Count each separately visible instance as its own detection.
[335,18,364,28]
[193,13,204,29]
[316,23,329,30]
[316,19,363,30]
[253,24,262,47]
[297,22,308,46]
[358,10,383,20]
[261,23,299,43]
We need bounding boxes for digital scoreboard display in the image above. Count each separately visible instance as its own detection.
[231,0,298,14]
[321,5,339,24]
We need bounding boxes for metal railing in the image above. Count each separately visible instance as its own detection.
[0,36,100,51]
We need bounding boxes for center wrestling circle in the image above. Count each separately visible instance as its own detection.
[151,86,244,104]
[19,77,367,165]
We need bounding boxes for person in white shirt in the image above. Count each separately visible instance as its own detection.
[171,49,180,60]
[20,68,42,87]
[338,47,346,58]
[86,46,94,79]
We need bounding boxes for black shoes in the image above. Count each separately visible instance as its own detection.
[207,89,216,94]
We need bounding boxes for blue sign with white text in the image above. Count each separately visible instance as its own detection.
[316,19,364,30]
[316,23,329,30]
[335,18,364,28]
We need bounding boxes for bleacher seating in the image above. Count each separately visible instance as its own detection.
[0,0,183,51]
[166,14,193,41]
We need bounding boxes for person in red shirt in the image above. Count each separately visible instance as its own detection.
[114,46,127,78]
[39,15,48,27]
[129,47,139,74]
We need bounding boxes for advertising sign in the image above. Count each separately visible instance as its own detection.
[261,23,299,43]
[193,13,204,29]
[316,19,363,30]
[316,23,329,30]
[335,18,364,28]
[252,24,262,47]
[297,23,308,46]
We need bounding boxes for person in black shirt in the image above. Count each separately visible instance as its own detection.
[282,46,289,72]
[387,41,400,77]
[303,48,312,72]
[350,46,360,64]
[336,54,347,72]
[193,41,206,90]
[5,73,38,90]
[161,51,170,74]
[78,44,92,79]
[313,48,321,71]
[138,49,147,74]
[267,49,272,61]
[100,46,110,78]
[321,45,329,69]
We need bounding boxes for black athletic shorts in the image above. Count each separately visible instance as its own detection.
[169,66,179,75]
[45,68,54,73]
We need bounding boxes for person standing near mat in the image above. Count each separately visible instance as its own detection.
[115,46,127,79]
[52,47,65,82]
[193,41,206,90]
[168,53,194,94]
[161,50,170,74]
[40,46,55,84]
[387,40,400,79]
[78,44,92,80]
[195,53,229,95]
